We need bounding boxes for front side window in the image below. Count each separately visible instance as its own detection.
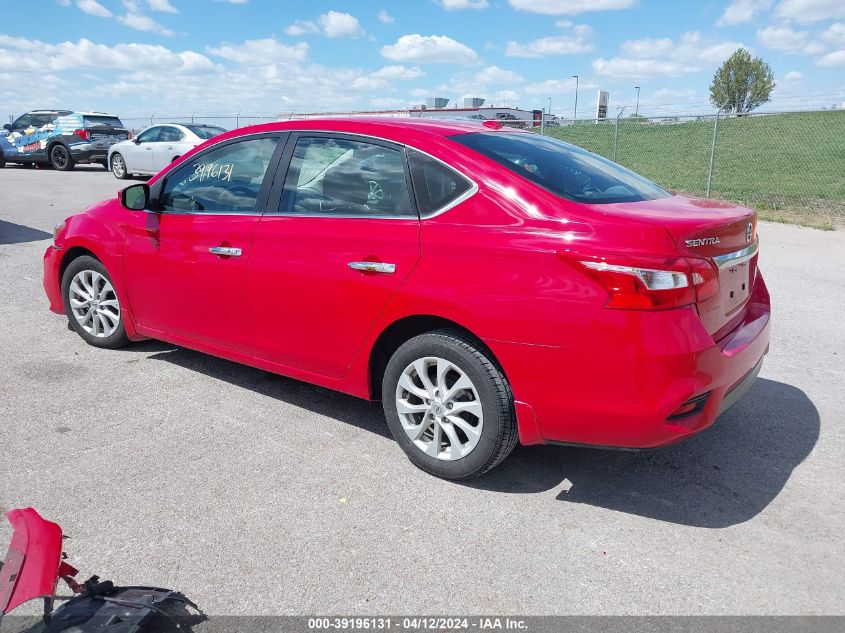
[280,136,413,217]
[451,132,670,204]
[136,127,161,143]
[407,149,473,215]
[160,136,279,213]
[11,114,31,131]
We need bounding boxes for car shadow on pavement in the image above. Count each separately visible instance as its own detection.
[467,378,819,528]
[0,219,51,245]
[144,344,392,440]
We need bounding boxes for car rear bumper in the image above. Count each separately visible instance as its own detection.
[69,145,109,163]
[490,269,772,448]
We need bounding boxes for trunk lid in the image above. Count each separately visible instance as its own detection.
[586,195,758,337]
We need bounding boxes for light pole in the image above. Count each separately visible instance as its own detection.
[572,75,579,122]
[547,97,552,126]
[634,86,640,117]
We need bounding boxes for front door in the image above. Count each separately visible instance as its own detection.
[247,133,421,377]
[125,126,160,172]
[123,134,284,351]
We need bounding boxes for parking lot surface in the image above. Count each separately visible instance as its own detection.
[1,166,843,615]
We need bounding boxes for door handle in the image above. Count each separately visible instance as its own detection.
[209,246,242,257]
[348,261,396,274]
[145,147,152,150]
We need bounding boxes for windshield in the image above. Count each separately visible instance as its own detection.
[186,125,227,139]
[83,116,125,128]
[451,132,670,204]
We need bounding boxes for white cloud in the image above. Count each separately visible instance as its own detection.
[507,0,635,15]
[207,38,309,65]
[506,23,593,57]
[524,77,585,95]
[816,49,845,66]
[380,34,480,65]
[592,32,742,79]
[620,37,673,58]
[474,65,524,84]
[435,0,489,9]
[117,12,174,35]
[76,0,112,18]
[372,65,424,80]
[319,11,363,38]
[213,0,249,3]
[775,0,845,23]
[822,22,845,46]
[782,70,803,80]
[146,0,178,12]
[0,36,215,73]
[285,12,363,38]
[285,20,319,36]
[377,9,394,23]
[757,25,823,54]
[716,0,772,27]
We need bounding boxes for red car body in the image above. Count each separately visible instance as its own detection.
[43,118,770,450]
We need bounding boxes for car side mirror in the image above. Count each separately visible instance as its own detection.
[2,124,11,131]
[132,137,140,144]
[120,184,149,211]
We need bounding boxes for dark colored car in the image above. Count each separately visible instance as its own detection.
[1,110,129,170]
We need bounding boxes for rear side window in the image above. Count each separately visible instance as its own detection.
[451,132,670,204]
[83,116,125,128]
[158,127,184,142]
[160,137,279,213]
[186,125,227,139]
[29,113,54,128]
[279,136,414,217]
[407,150,472,216]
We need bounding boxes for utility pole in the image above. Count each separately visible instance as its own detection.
[634,86,640,117]
[572,75,579,122]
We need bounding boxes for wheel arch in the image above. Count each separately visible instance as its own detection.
[367,314,506,400]
[59,246,100,286]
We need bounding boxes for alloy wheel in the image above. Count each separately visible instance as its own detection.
[51,146,69,169]
[112,155,125,178]
[68,270,121,338]
[395,356,484,460]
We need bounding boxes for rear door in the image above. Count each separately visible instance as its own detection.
[123,133,285,350]
[246,133,421,377]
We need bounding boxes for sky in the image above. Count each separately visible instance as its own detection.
[2,0,845,124]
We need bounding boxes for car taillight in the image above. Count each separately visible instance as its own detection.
[568,253,720,310]
[74,128,89,141]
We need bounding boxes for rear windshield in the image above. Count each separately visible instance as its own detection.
[186,125,227,139]
[451,132,670,204]
[83,116,125,128]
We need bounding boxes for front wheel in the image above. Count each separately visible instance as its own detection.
[110,153,128,179]
[382,330,518,480]
[61,256,129,349]
[49,144,74,171]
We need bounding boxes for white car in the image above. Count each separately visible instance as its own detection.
[108,123,226,179]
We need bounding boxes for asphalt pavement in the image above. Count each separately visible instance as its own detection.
[1,165,843,615]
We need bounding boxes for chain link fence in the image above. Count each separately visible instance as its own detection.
[541,109,845,228]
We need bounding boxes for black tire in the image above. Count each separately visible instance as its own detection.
[61,255,129,349]
[0,154,5,168]
[382,329,518,480]
[110,153,128,179]
[50,144,74,171]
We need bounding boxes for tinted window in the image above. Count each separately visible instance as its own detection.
[83,116,125,128]
[136,127,161,143]
[29,113,54,128]
[407,150,472,215]
[451,132,670,204]
[186,125,227,140]
[280,136,413,217]
[160,137,279,213]
[11,114,31,131]
[158,127,184,142]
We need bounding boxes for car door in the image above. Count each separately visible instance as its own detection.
[122,133,285,351]
[246,133,421,377]
[150,126,184,172]
[125,126,161,173]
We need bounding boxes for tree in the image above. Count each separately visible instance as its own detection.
[710,48,775,114]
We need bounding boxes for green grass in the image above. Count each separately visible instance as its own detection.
[544,110,845,229]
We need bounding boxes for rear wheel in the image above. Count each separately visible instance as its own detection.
[382,329,518,479]
[61,256,129,349]
[0,154,5,168]
[50,144,74,171]
[111,153,128,179]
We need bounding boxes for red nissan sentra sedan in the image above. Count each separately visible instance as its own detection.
[43,118,770,479]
